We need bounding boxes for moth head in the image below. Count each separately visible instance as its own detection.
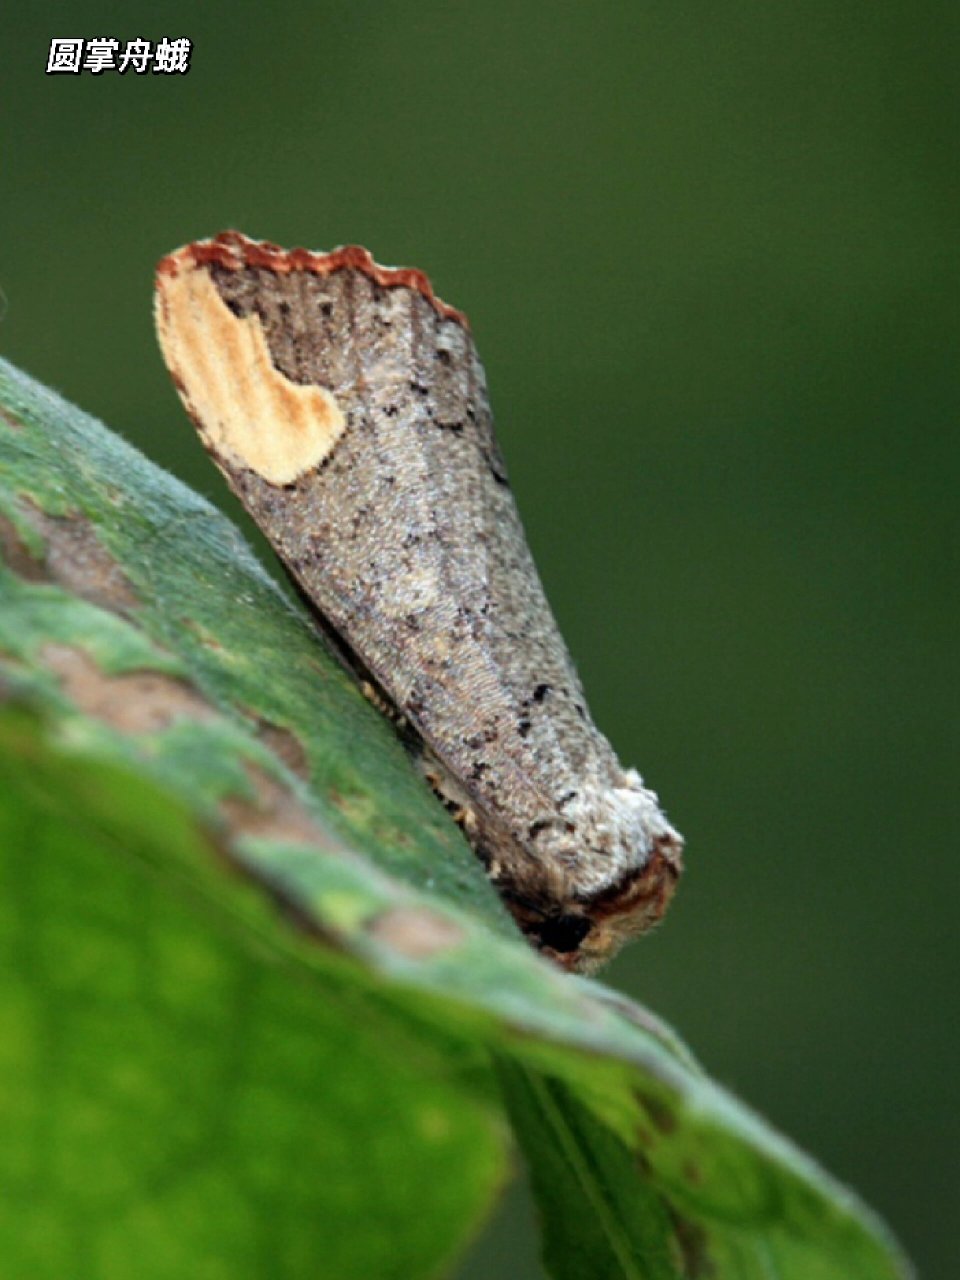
[545,858,680,972]
[516,770,684,973]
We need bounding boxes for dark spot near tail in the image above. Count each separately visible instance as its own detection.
[535,915,591,954]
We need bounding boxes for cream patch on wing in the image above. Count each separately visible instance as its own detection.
[156,266,346,485]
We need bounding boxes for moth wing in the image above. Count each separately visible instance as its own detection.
[156,242,650,881]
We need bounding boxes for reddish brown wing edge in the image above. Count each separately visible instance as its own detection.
[155,231,471,330]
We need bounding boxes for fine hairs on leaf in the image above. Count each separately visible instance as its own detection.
[0,356,914,1280]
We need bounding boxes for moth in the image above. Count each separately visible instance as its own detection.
[154,232,683,972]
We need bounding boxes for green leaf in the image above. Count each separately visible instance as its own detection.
[497,1060,681,1280]
[0,357,913,1279]
[0,703,506,1280]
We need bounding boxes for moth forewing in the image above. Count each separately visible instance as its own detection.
[155,231,683,972]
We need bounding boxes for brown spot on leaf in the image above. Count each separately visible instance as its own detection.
[220,763,337,849]
[38,649,346,867]
[182,618,225,652]
[40,512,138,612]
[16,503,139,613]
[0,513,47,581]
[668,1209,715,1278]
[251,715,310,780]
[366,906,465,959]
[634,1086,677,1135]
[39,643,215,734]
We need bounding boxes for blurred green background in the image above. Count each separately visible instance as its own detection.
[4,3,955,1276]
